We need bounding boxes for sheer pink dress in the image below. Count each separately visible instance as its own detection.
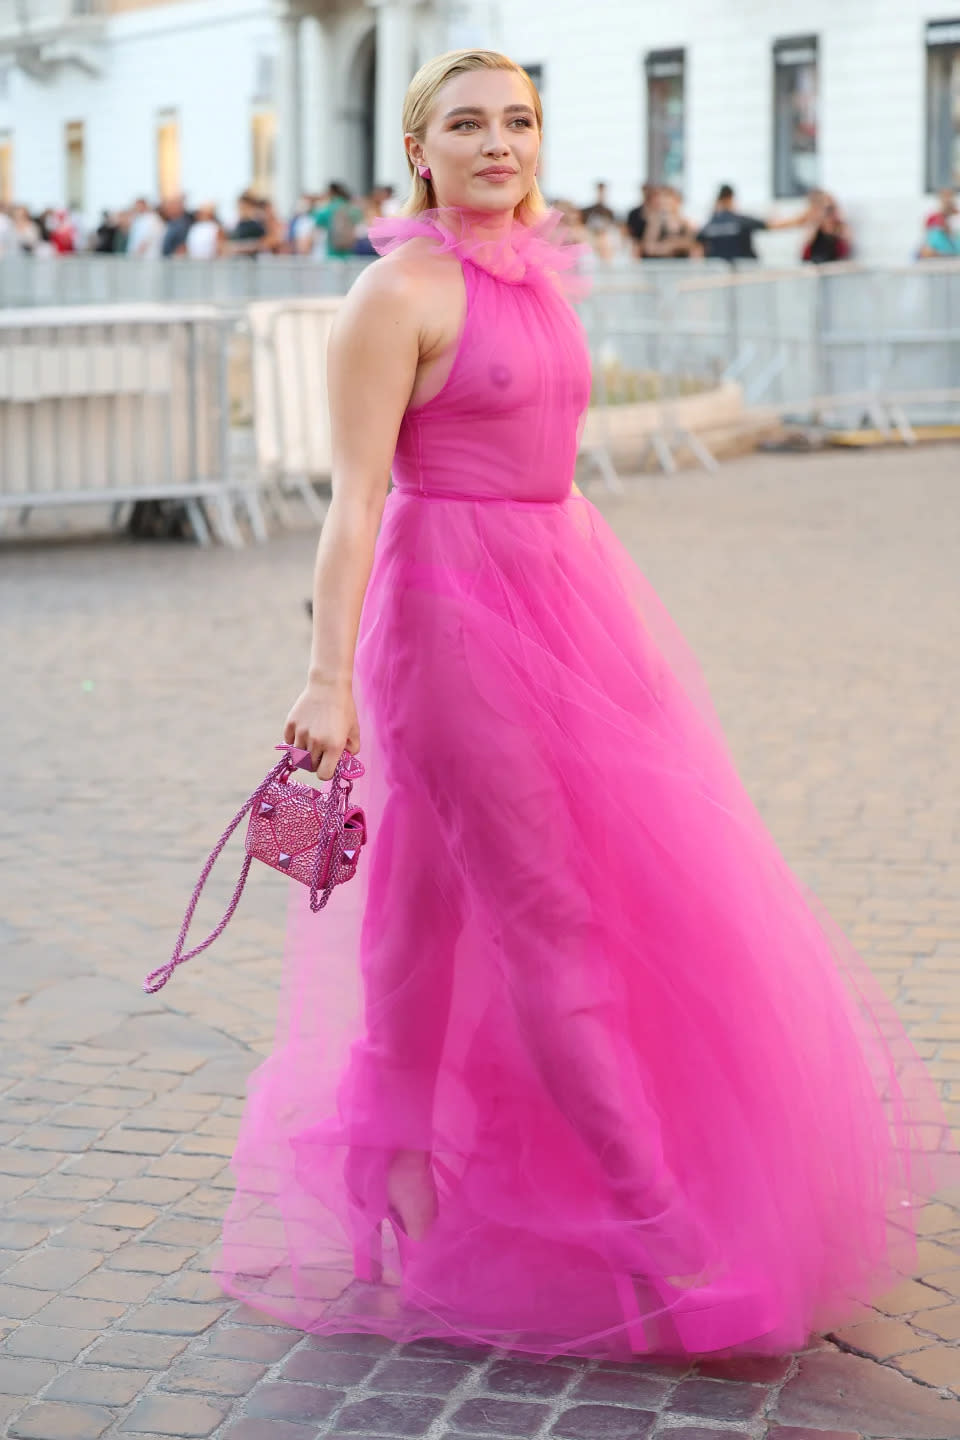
[217,208,957,1359]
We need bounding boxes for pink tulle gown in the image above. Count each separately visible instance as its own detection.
[218,208,956,1359]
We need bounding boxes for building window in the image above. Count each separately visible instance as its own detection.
[773,37,819,198]
[251,107,276,201]
[645,50,685,189]
[156,108,181,201]
[927,20,960,189]
[64,120,85,211]
[0,130,12,205]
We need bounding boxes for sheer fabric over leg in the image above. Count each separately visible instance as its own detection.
[218,491,957,1357]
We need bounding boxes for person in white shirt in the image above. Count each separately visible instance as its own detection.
[0,205,15,258]
[127,198,165,259]
[185,204,222,259]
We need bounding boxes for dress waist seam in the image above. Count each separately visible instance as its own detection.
[392,487,566,506]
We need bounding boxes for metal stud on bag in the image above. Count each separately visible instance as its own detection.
[143,745,367,994]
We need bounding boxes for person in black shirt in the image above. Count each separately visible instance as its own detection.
[625,182,656,257]
[697,183,803,264]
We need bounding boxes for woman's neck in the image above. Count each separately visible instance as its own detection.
[438,204,516,240]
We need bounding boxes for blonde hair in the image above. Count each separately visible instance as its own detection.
[401,50,545,224]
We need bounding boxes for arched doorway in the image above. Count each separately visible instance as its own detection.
[343,25,376,194]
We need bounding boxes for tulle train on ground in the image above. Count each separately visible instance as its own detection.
[217,491,954,1358]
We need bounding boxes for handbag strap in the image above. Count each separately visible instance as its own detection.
[143,753,295,994]
[146,748,359,996]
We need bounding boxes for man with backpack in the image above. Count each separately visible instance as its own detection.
[312,182,364,259]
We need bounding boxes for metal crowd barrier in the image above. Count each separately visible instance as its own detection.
[0,303,265,544]
[0,254,370,312]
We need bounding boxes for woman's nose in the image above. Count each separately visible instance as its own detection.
[481,129,511,155]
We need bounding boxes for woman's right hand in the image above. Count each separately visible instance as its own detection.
[283,679,360,781]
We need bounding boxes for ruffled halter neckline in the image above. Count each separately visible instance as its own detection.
[367,207,590,301]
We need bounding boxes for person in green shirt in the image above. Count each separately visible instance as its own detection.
[312,181,364,258]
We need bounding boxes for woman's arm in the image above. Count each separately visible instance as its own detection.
[284,261,422,778]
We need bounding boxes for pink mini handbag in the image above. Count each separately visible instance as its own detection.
[143,745,366,994]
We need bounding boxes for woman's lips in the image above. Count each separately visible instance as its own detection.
[476,169,518,183]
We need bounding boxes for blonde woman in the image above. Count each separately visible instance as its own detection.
[218,50,954,1359]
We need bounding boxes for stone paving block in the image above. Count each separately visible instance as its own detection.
[774,1349,960,1437]
[403,1337,495,1363]
[667,1378,768,1422]
[69,1270,159,1304]
[50,1221,135,1253]
[0,1176,32,1201]
[19,1126,103,1151]
[282,1346,380,1385]
[221,1423,318,1440]
[549,1403,657,1438]
[86,1202,160,1230]
[4,1249,103,1291]
[831,1316,928,1360]
[81,1088,153,1110]
[8,1401,116,1440]
[914,1302,960,1342]
[119,1394,228,1436]
[766,1430,861,1440]
[450,1398,552,1437]
[875,1278,952,1316]
[33,1296,127,1328]
[0,1150,59,1177]
[206,1325,300,1362]
[305,1329,397,1356]
[159,1355,267,1395]
[366,1356,475,1395]
[0,1284,56,1318]
[246,1380,346,1423]
[82,1332,189,1369]
[157,1270,227,1303]
[144,1218,222,1248]
[65,1153,145,1180]
[7,1197,87,1225]
[892,1343,960,1393]
[657,1431,751,1440]
[0,1221,50,1249]
[0,1324,99,1361]
[569,1369,669,1406]
[145,1155,225,1181]
[696,1354,794,1382]
[111,1178,196,1205]
[175,1133,237,1157]
[45,1368,153,1405]
[336,1393,449,1435]
[29,1175,114,1202]
[105,1243,198,1273]
[480,1360,575,1399]
[0,1353,59,1394]
[93,1128,172,1156]
[120,1300,227,1335]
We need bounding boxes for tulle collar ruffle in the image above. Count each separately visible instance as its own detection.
[367,207,590,301]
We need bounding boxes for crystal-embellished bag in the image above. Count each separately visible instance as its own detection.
[143,745,366,994]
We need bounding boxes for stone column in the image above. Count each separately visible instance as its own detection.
[300,13,331,193]
[274,11,302,217]
[373,0,414,192]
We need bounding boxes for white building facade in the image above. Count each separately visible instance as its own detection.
[0,0,958,261]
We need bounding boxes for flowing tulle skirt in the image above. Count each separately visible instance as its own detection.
[217,490,955,1358]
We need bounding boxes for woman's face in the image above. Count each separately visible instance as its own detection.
[409,68,540,214]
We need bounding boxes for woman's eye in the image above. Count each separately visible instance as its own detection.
[510,118,534,128]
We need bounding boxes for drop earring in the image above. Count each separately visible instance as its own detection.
[417,165,432,180]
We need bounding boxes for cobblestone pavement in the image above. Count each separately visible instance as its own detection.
[1,444,959,1440]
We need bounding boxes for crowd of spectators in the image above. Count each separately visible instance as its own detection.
[558,180,855,265]
[0,181,399,261]
[1,178,957,265]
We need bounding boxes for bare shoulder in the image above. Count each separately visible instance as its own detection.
[335,239,464,350]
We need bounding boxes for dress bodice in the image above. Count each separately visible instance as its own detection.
[369,209,592,503]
